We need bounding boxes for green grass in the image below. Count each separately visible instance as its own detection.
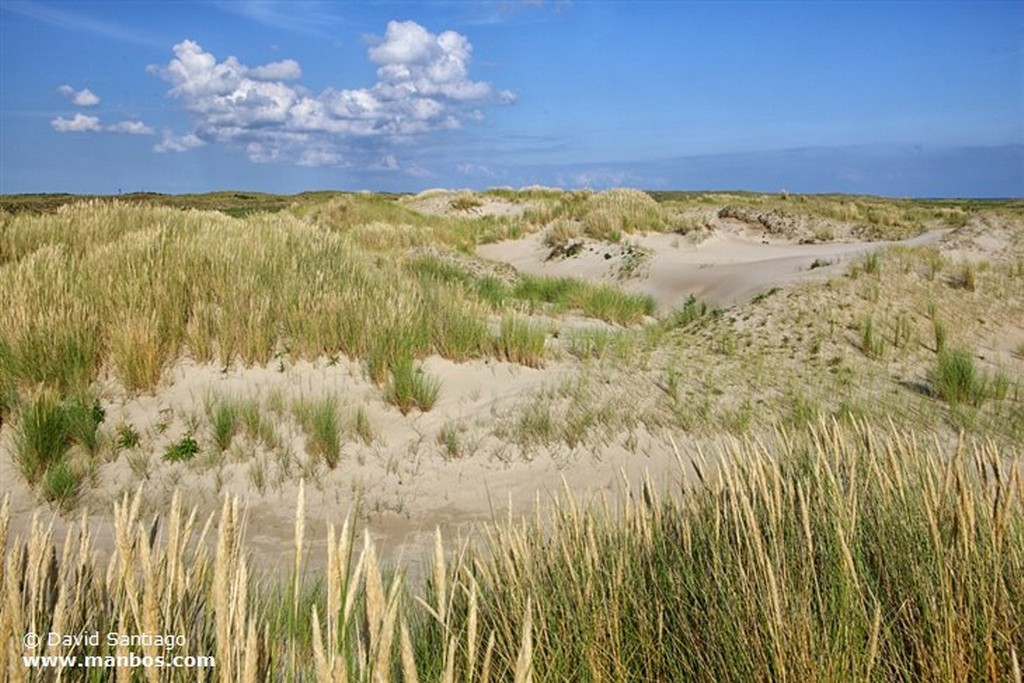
[14,392,72,485]
[115,422,141,449]
[860,315,884,359]
[565,327,615,360]
[385,358,442,415]
[163,434,200,462]
[208,397,240,453]
[459,421,1024,681]
[292,397,343,468]
[495,316,546,367]
[513,274,656,325]
[930,348,987,406]
[353,405,373,444]
[41,456,82,509]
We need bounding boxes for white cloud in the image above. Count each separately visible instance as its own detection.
[150,22,513,167]
[107,120,156,135]
[154,132,206,152]
[57,84,100,106]
[248,59,302,81]
[51,113,102,132]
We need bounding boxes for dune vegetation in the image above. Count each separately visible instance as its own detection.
[1,189,1022,680]
[1,420,1021,680]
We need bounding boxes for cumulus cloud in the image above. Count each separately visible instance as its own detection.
[51,113,102,132]
[149,21,513,167]
[107,120,156,135]
[57,84,100,106]
[154,132,206,152]
[248,58,302,81]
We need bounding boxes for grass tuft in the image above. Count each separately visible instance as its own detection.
[293,397,342,468]
[386,358,441,415]
[930,348,987,406]
[495,316,546,368]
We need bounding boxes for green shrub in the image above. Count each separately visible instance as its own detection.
[663,296,712,329]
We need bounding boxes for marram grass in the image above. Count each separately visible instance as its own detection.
[1,420,1020,681]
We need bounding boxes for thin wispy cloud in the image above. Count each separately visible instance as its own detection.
[148,20,515,169]
[4,1,165,48]
[214,1,348,37]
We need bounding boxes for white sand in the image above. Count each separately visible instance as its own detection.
[479,226,949,310]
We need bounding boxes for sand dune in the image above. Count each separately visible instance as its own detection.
[479,225,950,309]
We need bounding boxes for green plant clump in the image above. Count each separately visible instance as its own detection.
[164,434,200,462]
[930,348,987,406]
[386,357,441,415]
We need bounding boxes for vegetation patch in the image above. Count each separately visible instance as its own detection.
[386,358,442,415]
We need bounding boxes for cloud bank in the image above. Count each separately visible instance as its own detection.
[149,20,514,168]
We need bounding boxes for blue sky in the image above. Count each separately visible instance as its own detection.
[1,0,1021,196]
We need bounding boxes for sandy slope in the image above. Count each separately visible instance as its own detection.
[0,353,688,575]
[479,225,949,309]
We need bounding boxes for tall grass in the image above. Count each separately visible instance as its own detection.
[14,391,102,485]
[0,202,529,400]
[467,420,1023,681]
[495,316,546,368]
[1,421,1020,681]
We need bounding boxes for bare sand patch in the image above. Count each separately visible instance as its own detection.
[479,224,950,309]
[0,352,690,574]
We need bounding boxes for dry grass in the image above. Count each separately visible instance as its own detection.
[1,420,1020,680]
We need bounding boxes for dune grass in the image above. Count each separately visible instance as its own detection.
[386,358,442,415]
[495,316,547,368]
[0,201,574,403]
[292,397,343,468]
[1,420,1020,681]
